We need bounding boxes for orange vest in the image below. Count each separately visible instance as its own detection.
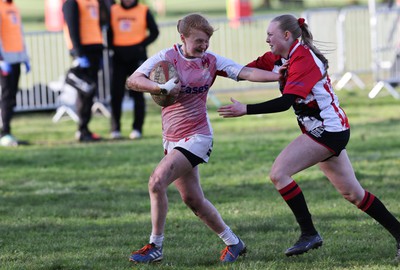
[0,1,24,53]
[110,3,148,46]
[64,0,102,50]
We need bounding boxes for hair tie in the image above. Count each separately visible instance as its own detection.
[298,18,305,28]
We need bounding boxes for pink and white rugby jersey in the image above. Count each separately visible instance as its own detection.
[247,40,349,132]
[136,44,244,141]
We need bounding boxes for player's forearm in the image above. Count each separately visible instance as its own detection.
[126,72,161,94]
[239,67,279,82]
[247,94,297,114]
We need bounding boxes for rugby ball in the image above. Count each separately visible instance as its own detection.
[149,61,179,107]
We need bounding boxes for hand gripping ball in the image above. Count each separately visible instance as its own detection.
[149,61,179,107]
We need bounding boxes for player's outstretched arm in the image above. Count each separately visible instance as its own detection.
[238,67,279,82]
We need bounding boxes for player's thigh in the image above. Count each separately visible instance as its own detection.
[272,134,332,177]
[152,149,193,188]
[319,150,364,200]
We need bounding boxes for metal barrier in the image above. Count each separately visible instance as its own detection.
[15,15,280,113]
[368,5,400,99]
[17,31,70,112]
[304,6,371,90]
[333,6,370,90]
[9,5,400,113]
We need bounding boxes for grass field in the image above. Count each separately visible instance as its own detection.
[4,1,400,269]
[1,88,400,269]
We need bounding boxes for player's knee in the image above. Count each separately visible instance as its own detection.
[269,167,285,186]
[148,173,166,194]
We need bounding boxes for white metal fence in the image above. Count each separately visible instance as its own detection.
[368,5,400,98]
[10,4,400,113]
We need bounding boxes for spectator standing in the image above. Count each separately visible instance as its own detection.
[63,0,103,142]
[109,0,159,140]
[0,0,30,147]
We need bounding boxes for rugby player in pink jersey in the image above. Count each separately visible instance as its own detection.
[218,14,400,260]
[126,13,280,263]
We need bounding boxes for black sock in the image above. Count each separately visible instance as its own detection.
[279,181,318,236]
[358,190,400,242]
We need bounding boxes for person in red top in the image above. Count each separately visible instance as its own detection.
[0,0,30,147]
[218,14,400,260]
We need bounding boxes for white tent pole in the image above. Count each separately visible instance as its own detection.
[368,0,378,82]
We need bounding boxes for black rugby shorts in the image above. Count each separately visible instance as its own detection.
[306,127,350,157]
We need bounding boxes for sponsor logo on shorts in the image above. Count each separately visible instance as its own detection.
[309,126,325,138]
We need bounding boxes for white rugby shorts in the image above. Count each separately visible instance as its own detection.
[163,134,213,163]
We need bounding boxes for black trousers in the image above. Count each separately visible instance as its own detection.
[73,52,102,134]
[110,58,145,133]
[0,63,21,137]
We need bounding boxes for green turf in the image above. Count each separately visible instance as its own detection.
[3,1,399,269]
[1,88,399,269]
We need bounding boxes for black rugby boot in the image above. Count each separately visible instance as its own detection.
[285,233,323,256]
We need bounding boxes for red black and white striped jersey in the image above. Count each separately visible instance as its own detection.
[247,39,349,132]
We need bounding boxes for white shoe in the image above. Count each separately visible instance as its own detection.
[129,130,142,140]
[0,134,18,147]
[110,131,122,139]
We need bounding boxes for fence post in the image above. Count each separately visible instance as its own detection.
[335,8,366,91]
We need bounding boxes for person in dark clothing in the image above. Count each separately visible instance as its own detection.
[99,0,115,28]
[108,0,159,140]
[0,0,30,147]
[62,0,104,142]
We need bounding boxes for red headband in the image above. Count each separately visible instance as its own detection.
[298,18,305,27]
